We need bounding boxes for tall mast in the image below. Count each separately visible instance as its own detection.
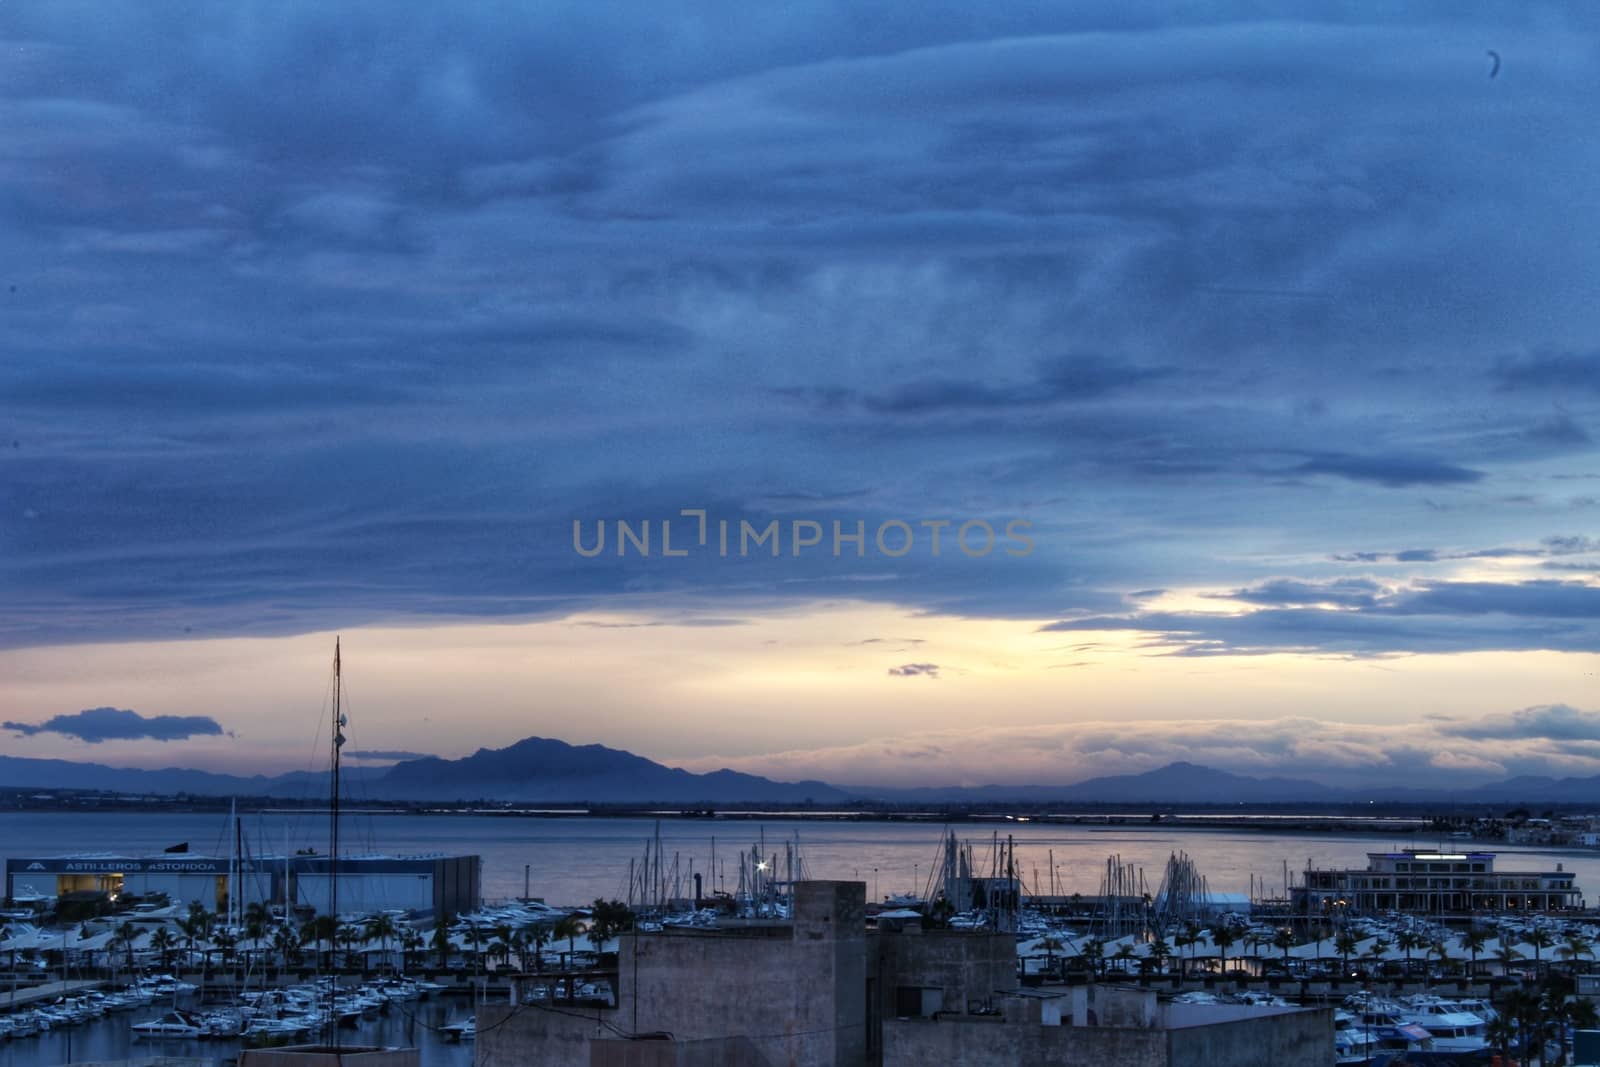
[328,636,345,1050]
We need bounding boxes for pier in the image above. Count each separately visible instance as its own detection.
[3,978,106,1007]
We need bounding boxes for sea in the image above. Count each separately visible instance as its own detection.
[5,809,1600,908]
[6,809,1600,1067]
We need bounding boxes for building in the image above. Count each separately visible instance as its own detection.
[883,987,1333,1067]
[1292,850,1581,916]
[4,852,480,918]
[479,880,1332,1067]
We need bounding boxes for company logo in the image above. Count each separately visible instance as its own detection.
[573,509,1034,560]
[25,862,45,871]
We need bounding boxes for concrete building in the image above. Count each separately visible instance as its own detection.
[1293,849,1582,916]
[477,880,1332,1067]
[883,987,1332,1067]
[5,852,480,918]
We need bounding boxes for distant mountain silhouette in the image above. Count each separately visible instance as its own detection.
[0,754,382,798]
[9,742,1600,806]
[0,739,845,805]
[372,736,847,803]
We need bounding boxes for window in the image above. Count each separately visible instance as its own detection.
[895,986,941,1018]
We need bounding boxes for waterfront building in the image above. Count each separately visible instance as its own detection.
[4,852,480,918]
[1292,850,1581,917]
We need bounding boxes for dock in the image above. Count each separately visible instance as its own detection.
[3,977,106,1006]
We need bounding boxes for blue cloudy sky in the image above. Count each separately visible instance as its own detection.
[1,2,1598,788]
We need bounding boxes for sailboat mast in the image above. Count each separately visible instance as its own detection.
[328,636,345,1050]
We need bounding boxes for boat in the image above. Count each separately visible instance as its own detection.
[1332,1009,1382,1065]
[131,1009,205,1038]
[1399,994,1490,1053]
[441,1015,477,1041]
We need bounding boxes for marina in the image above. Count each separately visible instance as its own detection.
[6,812,1600,1064]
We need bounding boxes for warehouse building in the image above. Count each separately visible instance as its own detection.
[4,852,479,918]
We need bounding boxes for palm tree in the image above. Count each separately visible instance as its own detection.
[522,922,551,974]
[242,902,270,973]
[1428,937,1452,980]
[1363,938,1391,984]
[492,923,516,969]
[1528,928,1555,976]
[432,919,453,970]
[1081,938,1105,980]
[1038,936,1064,976]
[364,914,399,973]
[336,924,364,972]
[1335,932,1359,977]
[1462,926,1488,978]
[1272,928,1295,973]
[1174,926,1198,981]
[1211,927,1238,978]
[111,924,144,971]
[1112,943,1137,975]
[1395,930,1421,973]
[1558,933,1593,970]
[1505,987,1544,1067]
[1146,938,1171,977]
[149,927,177,969]
[272,923,301,970]
[1493,942,1524,978]
[551,914,584,968]
[589,899,634,947]
[463,921,486,971]
[400,927,424,973]
[179,906,211,973]
[1485,1015,1516,1065]
[213,929,238,974]
[301,914,336,970]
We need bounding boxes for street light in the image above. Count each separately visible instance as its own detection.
[873,868,879,902]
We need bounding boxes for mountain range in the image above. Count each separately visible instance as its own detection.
[4,739,1600,805]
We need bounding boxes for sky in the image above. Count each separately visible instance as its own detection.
[1,2,1598,790]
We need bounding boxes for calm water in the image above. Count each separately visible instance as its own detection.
[4,809,1599,907]
[0,992,476,1067]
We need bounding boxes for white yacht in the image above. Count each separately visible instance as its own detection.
[131,1010,205,1038]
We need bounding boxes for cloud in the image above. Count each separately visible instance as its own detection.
[0,5,1596,655]
[887,662,940,678]
[343,749,428,762]
[1330,536,1600,565]
[1294,453,1485,488]
[1042,579,1600,656]
[1215,578,1386,609]
[1494,350,1600,393]
[1439,704,1600,742]
[3,707,227,743]
[686,704,1600,790]
[843,356,1172,415]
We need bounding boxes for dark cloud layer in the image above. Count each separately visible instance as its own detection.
[4,707,227,743]
[0,3,1597,654]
